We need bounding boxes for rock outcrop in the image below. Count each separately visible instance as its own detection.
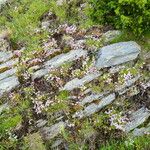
[95,41,141,69]
[124,107,150,132]
[62,72,101,91]
[32,49,87,80]
[0,38,20,98]
[73,93,116,118]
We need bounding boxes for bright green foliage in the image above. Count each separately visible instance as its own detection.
[0,0,51,56]
[100,136,150,150]
[89,0,150,35]
[0,114,22,134]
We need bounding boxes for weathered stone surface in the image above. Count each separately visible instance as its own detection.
[124,107,150,132]
[0,68,16,81]
[0,103,9,114]
[51,139,63,149]
[0,76,20,97]
[79,92,108,106]
[132,126,150,137]
[102,30,122,43]
[95,41,141,69]
[0,0,8,8]
[73,93,115,118]
[44,49,87,67]
[36,119,48,128]
[40,122,65,140]
[0,58,18,70]
[0,51,13,63]
[115,75,140,93]
[32,49,87,80]
[62,72,101,91]
[118,85,140,97]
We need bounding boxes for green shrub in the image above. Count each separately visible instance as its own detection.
[89,0,150,35]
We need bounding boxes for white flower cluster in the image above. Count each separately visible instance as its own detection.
[33,100,45,114]
[65,120,75,127]
[124,71,132,82]
[43,38,58,50]
[8,132,18,141]
[140,81,150,91]
[67,38,85,50]
[33,92,54,114]
[66,25,77,34]
[105,108,129,131]
[33,99,54,114]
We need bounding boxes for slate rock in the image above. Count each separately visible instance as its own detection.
[40,122,65,140]
[102,30,122,43]
[0,51,13,63]
[132,126,150,137]
[0,0,8,8]
[0,58,18,71]
[0,103,9,114]
[62,72,101,91]
[0,68,16,81]
[124,107,150,132]
[73,93,115,118]
[79,92,108,106]
[0,76,20,97]
[32,49,87,80]
[51,139,63,149]
[95,41,141,69]
[115,75,140,94]
[36,119,48,128]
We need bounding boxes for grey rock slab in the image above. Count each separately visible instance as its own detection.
[101,30,122,43]
[73,93,115,118]
[0,76,20,97]
[0,0,8,8]
[0,51,13,63]
[118,85,140,96]
[32,68,49,80]
[44,49,87,68]
[115,75,140,93]
[36,119,48,128]
[0,68,17,81]
[0,103,9,114]
[132,126,150,137]
[124,107,150,132]
[40,122,65,140]
[62,72,101,91]
[79,92,108,106]
[0,58,18,70]
[95,41,141,69]
[51,139,63,149]
[32,49,87,80]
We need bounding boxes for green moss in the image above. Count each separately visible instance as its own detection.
[100,136,150,150]
[47,102,69,114]
[57,90,70,101]
[0,114,22,134]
